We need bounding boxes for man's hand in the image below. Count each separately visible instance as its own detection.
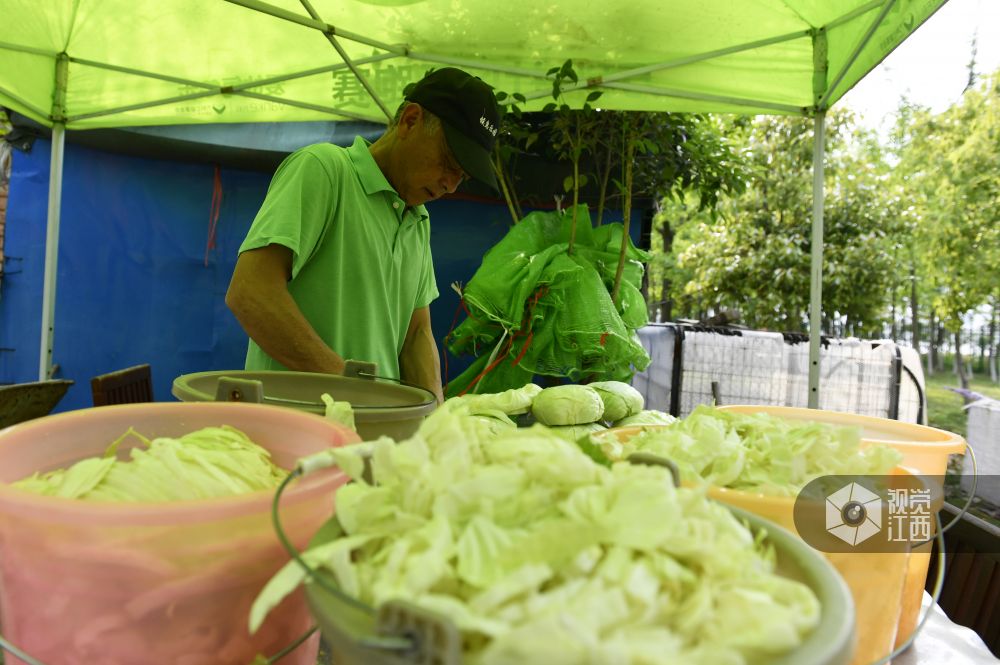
[400,306,444,403]
[226,244,346,374]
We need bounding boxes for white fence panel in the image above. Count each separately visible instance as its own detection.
[962,399,1000,505]
[631,324,924,424]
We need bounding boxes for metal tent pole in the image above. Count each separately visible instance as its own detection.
[39,54,69,380]
[807,110,826,408]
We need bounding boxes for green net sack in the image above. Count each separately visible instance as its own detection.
[445,206,651,397]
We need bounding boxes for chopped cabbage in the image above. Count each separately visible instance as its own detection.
[11,426,286,501]
[251,407,822,664]
[614,409,677,427]
[531,384,604,426]
[321,393,356,431]
[548,422,607,443]
[457,383,543,416]
[613,405,903,496]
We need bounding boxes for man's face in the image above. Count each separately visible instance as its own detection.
[395,110,468,207]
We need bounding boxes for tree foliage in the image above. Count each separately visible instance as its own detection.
[894,70,1000,334]
[661,112,904,334]
[493,66,747,225]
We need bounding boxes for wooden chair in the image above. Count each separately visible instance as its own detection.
[91,364,154,406]
[0,379,74,429]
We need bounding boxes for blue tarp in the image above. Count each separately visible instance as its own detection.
[0,138,641,412]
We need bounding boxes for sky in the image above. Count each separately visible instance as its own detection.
[839,0,1000,134]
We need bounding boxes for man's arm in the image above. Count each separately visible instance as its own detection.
[225,243,346,374]
[399,306,444,403]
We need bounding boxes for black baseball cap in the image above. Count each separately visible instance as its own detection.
[404,67,500,192]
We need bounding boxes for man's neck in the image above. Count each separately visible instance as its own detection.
[368,131,398,191]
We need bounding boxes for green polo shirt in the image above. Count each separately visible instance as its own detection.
[239,137,439,379]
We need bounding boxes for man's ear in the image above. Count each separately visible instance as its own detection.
[397,102,423,138]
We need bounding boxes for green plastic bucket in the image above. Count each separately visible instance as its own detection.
[172,370,436,441]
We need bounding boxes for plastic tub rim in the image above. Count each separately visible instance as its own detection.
[172,369,437,412]
[0,401,350,525]
[717,404,966,452]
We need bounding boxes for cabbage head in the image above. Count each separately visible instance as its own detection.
[531,385,605,426]
[588,381,644,422]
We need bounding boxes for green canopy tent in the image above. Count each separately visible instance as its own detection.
[1,0,946,406]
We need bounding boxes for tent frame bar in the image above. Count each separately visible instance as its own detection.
[70,52,401,94]
[407,52,549,80]
[70,56,217,90]
[223,0,407,55]
[602,81,806,114]
[234,52,400,91]
[235,90,385,123]
[826,0,889,30]
[298,0,392,119]
[515,28,812,104]
[0,40,57,57]
[604,29,811,78]
[0,84,48,120]
[820,0,897,109]
[68,91,226,123]
[64,58,401,124]
[68,89,383,124]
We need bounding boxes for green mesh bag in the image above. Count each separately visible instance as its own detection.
[445,206,651,396]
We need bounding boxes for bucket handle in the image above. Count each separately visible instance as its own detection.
[868,512,948,665]
[215,376,265,404]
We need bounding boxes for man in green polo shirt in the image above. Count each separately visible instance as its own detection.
[225,68,500,402]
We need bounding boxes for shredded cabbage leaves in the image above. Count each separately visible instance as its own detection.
[321,393,356,431]
[11,426,287,501]
[614,409,677,428]
[455,383,543,416]
[251,402,822,664]
[605,405,903,496]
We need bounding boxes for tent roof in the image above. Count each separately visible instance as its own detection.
[2,0,944,129]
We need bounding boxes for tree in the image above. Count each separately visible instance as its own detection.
[895,69,1000,389]
[493,70,747,233]
[661,112,904,333]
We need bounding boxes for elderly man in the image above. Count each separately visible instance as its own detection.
[226,68,500,402]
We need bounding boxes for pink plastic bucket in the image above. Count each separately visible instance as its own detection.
[0,402,359,665]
